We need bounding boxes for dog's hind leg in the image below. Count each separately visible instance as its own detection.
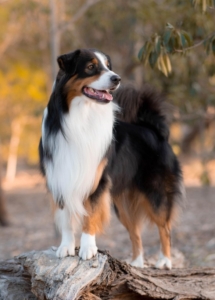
[129,223,144,268]
[113,191,144,268]
[155,224,172,269]
[79,175,111,260]
[55,207,76,258]
[142,200,173,269]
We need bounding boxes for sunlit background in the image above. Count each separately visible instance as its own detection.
[0,0,215,267]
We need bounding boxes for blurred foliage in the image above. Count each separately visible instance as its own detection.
[138,21,215,76]
[0,0,214,182]
[138,23,194,76]
[191,0,215,12]
[0,62,48,164]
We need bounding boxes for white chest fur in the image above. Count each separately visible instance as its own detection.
[42,96,115,216]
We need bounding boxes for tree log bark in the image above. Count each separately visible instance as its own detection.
[0,248,215,300]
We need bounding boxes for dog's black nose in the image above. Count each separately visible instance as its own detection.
[110,75,121,85]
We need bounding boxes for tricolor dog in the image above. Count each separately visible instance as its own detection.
[39,48,184,269]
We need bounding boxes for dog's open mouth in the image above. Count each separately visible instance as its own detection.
[82,87,113,103]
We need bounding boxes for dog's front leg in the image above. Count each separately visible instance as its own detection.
[79,183,111,260]
[55,207,75,258]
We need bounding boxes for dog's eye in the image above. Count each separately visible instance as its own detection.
[87,64,94,70]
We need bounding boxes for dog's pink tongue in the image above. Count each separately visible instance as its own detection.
[97,90,113,101]
[85,87,113,101]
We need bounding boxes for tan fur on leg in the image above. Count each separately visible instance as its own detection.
[83,187,111,235]
[113,190,144,267]
[140,193,173,269]
[90,158,108,195]
[114,188,175,268]
[79,180,111,260]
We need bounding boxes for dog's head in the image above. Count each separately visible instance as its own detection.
[55,49,121,108]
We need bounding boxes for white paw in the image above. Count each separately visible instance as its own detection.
[79,233,97,260]
[155,252,172,270]
[56,242,75,258]
[130,253,144,268]
[79,245,97,260]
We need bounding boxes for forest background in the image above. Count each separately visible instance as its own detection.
[1,0,215,184]
[0,0,215,184]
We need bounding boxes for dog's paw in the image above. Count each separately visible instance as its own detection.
[130,254,144,268]
[155,252,172,270]
[79,244,97,260]
[79,233,97,260]
[56,242,75,258]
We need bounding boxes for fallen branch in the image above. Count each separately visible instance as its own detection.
[0,248,215,300]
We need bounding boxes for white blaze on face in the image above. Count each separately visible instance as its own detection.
[94,52,109,70]
[87,52,120,91]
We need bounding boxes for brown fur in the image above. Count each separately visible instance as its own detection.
[65,73,105,107]
[113,188,174,261]
[83,177,111,235]
[90,158,108,195]
[91,58,98,65]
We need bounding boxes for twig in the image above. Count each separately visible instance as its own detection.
[174,31,215,53]
[58,0,103,33]
[173,112,215,122]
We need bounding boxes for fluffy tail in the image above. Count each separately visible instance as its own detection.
[114,84,171,141]
[113,84,185,220]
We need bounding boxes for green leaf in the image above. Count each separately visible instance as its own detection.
[168,37,176,53]
[163,30,172,47]
[138,45,145,61]
[182,31,193,47]
[143,42,153,64]
[155,37,161,55]
[180,34,187,48]
[175,31,182,49]
[149,51,158,68]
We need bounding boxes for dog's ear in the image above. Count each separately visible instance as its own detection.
[105,54,112,70]
[57,49,81,75]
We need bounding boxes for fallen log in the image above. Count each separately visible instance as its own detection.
[0,248,215,300]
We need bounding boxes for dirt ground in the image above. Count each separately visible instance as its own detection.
[0,159,215,268]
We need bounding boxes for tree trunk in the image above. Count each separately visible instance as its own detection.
[49,0,60,81]
[0,163,8,226]
[5,120,21,182]
[0,248,214,300]
[0,187,8,226]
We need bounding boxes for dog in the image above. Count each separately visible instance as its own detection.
[39,48,184,269]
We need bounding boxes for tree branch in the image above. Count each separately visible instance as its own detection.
[58,0,103,33]
[174,31,215,53]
